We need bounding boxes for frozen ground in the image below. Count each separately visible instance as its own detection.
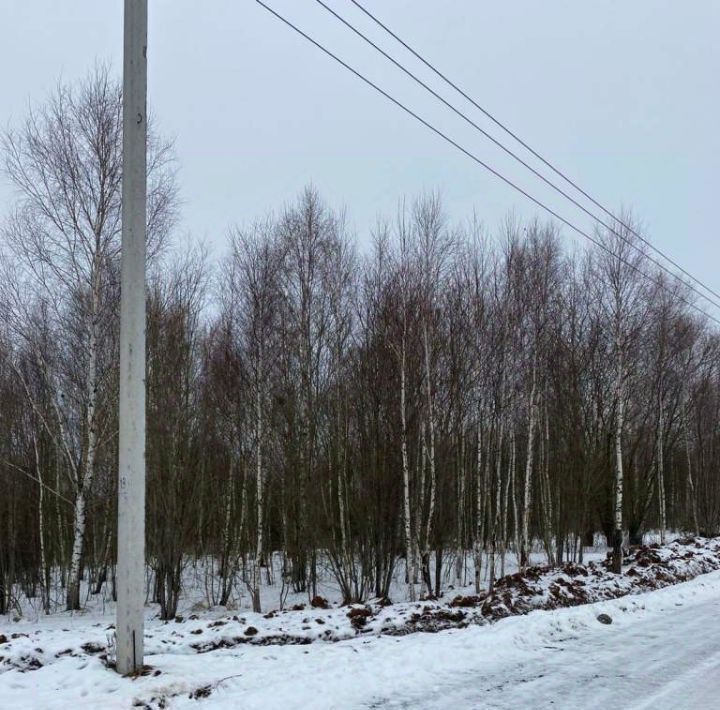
[7,543,575,623]
[2,566,720,708]
[3,536,717,709]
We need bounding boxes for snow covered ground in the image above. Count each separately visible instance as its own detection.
[7,543,574,623]
[3,566,720,708]
[3,540,720,708]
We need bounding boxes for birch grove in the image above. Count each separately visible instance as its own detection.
[3,71,720,617]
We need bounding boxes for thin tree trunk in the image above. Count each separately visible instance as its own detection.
[455,428,466,586]
[253,374,264,613]
[33,434,50,614]
[657,401,667,544]
[520,367,538,570]
[473,417,484,594]
[541,402,555,566]
[684,403,700,536]
[499,429,512,579]
[219,459,236,606]
[511,428,520,568]
[67,278,101,611]
[67,489,87,611]
[400,339,416,602]
[421,324,437,596]
[489,415,504,592]
[612,358,625,574]
[55,456,66,589]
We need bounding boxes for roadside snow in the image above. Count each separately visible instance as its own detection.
[2,540,720,708]
[2,568,720,708]
[2,538,714,675]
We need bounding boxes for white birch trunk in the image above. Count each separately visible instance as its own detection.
[455,428,466,586]
[33,434,50,614]
[55,456,66,587]
[520,369,538,570]
[510,431,520,566]
[612,361,625,573]
[541,404,555,565]
[500,429,515,578]
[400,340,416,602]
[421,325,437,595]
[67,281,100,611]
[219,459,235,604]
[253,376,264,613]
[489,416,504,592]
[67,489,87,610]
[657,402,666,545]
[684,404,700,536]
[473,418,483,594]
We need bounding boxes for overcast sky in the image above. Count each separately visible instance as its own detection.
[2,1,718,294]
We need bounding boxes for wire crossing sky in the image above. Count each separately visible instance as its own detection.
[1,0,718,292]
[303,0,720,314]
[342,0,720,310]
[253,0,720,327]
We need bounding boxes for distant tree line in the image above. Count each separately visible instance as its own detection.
[1,68,718,619]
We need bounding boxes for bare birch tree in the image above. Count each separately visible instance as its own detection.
[2,65,177,608]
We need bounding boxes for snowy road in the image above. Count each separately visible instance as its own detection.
[376,591,720,709]
[3,571,720,709]
[203,572,720,710]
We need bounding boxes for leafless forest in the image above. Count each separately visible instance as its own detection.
[2,68,718,620]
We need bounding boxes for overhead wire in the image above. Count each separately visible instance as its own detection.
[348,0,720,307]
[254,0,720,327]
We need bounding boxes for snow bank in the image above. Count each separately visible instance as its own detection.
[2,536,718,681]
[3,545,720,708]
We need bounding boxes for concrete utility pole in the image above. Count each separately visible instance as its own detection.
[116,0,147,676]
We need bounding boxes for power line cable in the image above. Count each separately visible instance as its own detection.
[314,0,720,312]
[254,0,720,327]
[348,0,720,307]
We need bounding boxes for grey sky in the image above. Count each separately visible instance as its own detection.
[2,1,718,295]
